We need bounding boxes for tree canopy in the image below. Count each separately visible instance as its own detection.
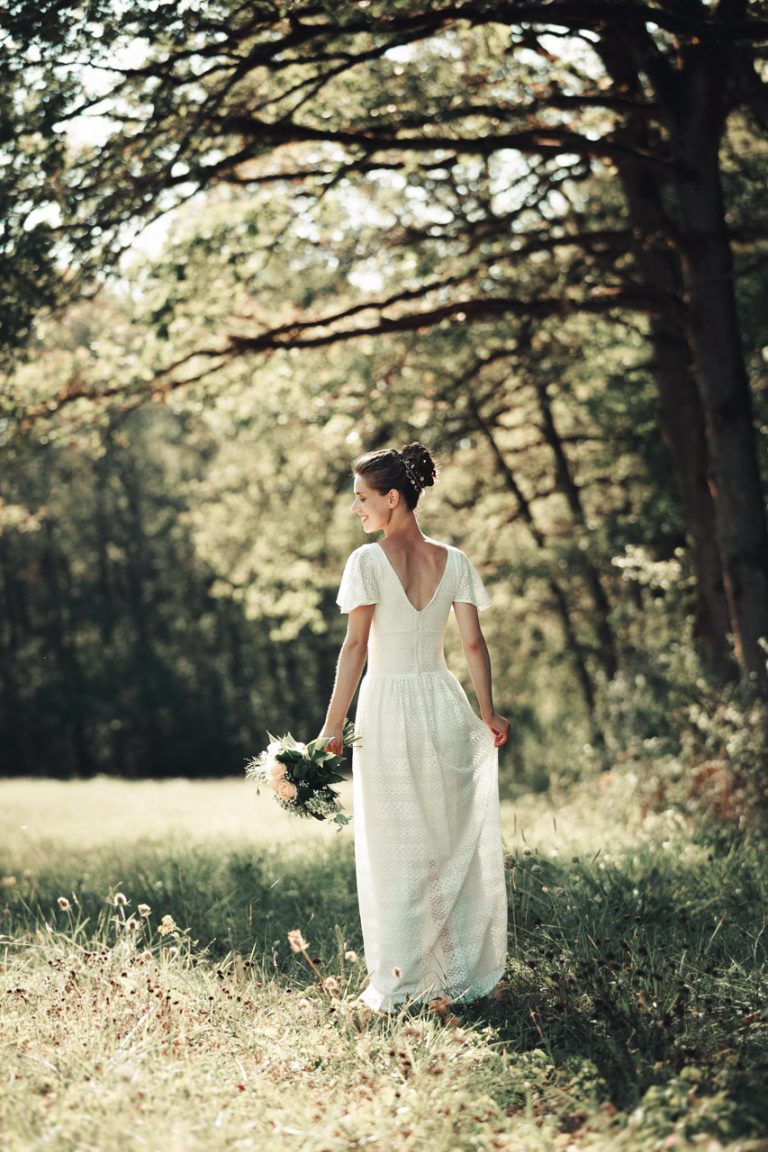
[1,0,767,782]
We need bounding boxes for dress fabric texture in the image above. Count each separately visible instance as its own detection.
[337,542,507,1011]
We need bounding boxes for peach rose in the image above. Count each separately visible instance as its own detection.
[277,779,298,802]
[266,759,286,787]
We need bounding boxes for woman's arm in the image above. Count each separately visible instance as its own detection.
[453,600,510,747]
[318,604,375,753]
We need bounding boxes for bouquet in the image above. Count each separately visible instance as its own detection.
[245,721,356,828]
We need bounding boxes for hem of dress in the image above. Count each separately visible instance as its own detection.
[357,966,505,1014]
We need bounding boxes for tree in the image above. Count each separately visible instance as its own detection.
[3,0,768,688]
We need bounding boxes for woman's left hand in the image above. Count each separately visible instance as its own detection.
[484,712,510,748]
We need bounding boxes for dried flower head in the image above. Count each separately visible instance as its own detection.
[137,904,151,918]
[287,929,309,954]
[113,892,128,908]
[1,876,17,888]
[125,917,141,931]
[158,914,177,937]
[344,950,358,963]
[57,896,71,911]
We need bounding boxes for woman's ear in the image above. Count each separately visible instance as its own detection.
[388,488,401,508]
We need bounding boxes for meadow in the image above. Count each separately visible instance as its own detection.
[2,773,767,1152]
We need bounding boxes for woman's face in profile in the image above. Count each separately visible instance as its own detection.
[351,476,394,534]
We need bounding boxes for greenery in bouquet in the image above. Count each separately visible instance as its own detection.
[245,721,356,828]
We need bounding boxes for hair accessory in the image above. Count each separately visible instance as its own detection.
[400,453,423,493]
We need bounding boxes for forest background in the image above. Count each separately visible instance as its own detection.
[1,0,767,811]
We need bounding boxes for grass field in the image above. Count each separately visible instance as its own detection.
[2,773,767,1152]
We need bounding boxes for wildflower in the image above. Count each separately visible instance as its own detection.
[125,917,141,931]
[323,976,341,996]
[344,950,358,963]
[1,876,17,888]
[114,892,128,908]
[277,780,298,802]
[57,896,71,911]
[137,903,151,917]
[287,929,309,954]
[158,914,177,937]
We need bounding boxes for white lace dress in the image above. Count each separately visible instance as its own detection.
[337,542,507,1011]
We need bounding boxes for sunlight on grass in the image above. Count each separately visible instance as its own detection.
[0,776,349,857]
[2,774,767,1152]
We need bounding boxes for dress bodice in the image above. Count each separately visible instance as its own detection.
[336,542,491,678]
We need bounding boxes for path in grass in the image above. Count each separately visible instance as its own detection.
[1,775,767,1152]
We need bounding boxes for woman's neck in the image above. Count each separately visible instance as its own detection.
[382,510,423,543]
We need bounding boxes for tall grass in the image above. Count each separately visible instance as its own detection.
[2,776,767,1151]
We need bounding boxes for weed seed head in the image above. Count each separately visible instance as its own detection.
[287,929,309,954]
[57,897,71,911]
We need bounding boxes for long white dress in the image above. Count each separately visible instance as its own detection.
[337,542,507,1011]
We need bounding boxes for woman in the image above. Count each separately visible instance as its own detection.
[320,443,509,1011]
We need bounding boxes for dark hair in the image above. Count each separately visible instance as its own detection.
[353,442,437,510]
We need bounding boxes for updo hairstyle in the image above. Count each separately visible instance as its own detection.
[353,442,437,510]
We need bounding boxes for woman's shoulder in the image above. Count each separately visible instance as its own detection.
[347,542,381,561]
[425,539,468,562]
[342,542,382,572]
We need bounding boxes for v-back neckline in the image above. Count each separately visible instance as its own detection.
[376,542,450,613]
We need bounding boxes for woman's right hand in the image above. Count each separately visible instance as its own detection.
[484,712,510,748]
[318,723,344,755]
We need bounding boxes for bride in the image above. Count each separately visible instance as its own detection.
[320,442,509,1011]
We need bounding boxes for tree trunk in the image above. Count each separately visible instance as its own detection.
[533,374,619,679]
[666,31,768,691]
[597,35,736,680]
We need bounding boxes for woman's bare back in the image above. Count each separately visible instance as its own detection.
[377,536,448,611]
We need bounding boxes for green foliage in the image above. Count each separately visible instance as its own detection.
[2,0,768,795]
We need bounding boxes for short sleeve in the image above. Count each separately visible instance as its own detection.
[454,550,492,611]
[336,546,380,614]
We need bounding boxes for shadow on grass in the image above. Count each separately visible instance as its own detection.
[465,841,768,1139]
